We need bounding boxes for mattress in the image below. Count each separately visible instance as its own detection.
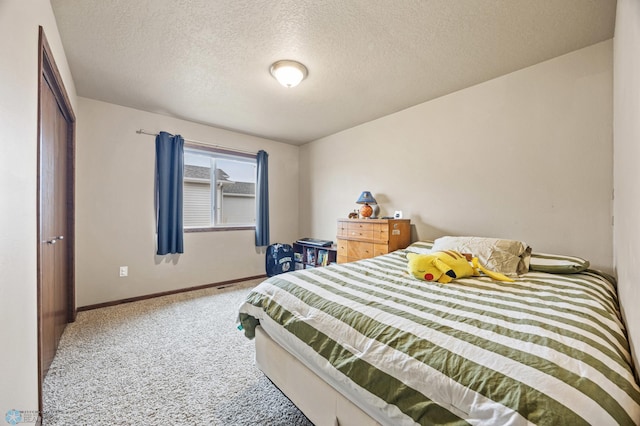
[238,243,640,425]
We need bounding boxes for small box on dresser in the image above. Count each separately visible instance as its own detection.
[336,218,411,263]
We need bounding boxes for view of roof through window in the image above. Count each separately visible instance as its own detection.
[183,149,256,227]
[184,151,256,183]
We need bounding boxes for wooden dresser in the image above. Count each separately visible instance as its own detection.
[336,218,411,263]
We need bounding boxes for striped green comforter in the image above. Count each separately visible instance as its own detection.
[239,243,640,425]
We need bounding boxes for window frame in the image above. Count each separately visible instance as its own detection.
[183,143,257,233]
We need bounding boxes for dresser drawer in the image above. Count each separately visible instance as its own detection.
[348,241,374,260]
[373,223,389,243]
[337,221,349,238]
[373,244,389,257]
[337,239,348,257]
[347,222,374,240]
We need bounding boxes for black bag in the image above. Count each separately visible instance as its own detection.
[265,243,294,277]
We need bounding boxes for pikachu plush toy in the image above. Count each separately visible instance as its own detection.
[406,251,514,283]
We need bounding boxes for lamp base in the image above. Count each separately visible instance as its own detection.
[359,203,373,218]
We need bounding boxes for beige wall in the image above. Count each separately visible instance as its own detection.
[301,40,613,272]
[0,0,77,416]
[0,0,629,416]
[613,0,640,379]
[75,98,299,307]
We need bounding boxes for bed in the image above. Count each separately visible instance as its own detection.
[238,240,640,425]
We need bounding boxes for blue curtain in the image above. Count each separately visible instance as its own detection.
[255,150,270,246]
[155,131,184,255]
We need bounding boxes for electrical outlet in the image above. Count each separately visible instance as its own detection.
[119,266,128,277]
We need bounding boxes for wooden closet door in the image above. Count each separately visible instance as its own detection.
[37,28,76,405]
[39,72,69,378]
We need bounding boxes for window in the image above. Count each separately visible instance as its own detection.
[183,145,256,230]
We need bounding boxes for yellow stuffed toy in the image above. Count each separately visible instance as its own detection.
[406,250,514,283]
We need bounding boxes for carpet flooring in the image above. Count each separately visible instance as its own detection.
[42,279,314,425]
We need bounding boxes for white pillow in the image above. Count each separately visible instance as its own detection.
[432,236,531,276]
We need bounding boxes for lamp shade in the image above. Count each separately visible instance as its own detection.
[356,191,377,205]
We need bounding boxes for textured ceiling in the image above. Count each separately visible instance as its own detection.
[51,0,616,145]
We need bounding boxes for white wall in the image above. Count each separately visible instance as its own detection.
[301,40,613,272]
[0,0,77,417]
[0,0,626,416]
[613,0,640,379]
[75,98,299,307]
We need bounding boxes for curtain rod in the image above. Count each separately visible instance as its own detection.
[136,129,258,156]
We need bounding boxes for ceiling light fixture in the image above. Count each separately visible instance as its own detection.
[270,60,308,88]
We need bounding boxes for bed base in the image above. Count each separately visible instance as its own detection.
[255,326,381,426]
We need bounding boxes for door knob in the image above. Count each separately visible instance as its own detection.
[45,236,64,244]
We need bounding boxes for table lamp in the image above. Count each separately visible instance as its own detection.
[356,191,377,219]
